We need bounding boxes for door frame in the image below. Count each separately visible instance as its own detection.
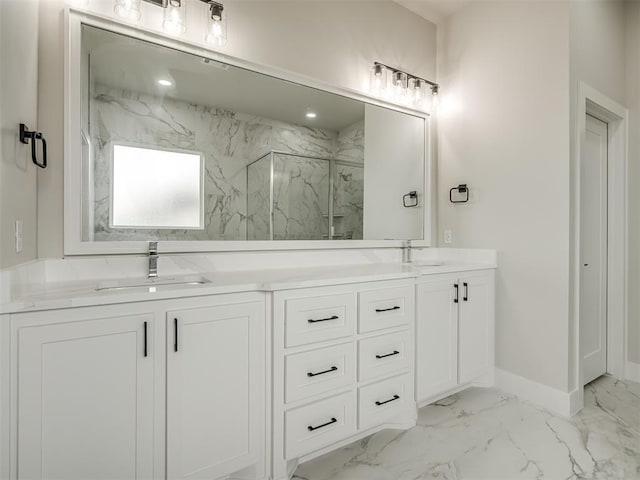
[572,82,628,401]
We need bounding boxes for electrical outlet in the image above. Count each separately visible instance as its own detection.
[444,229,453,245]
[15,220,23,253]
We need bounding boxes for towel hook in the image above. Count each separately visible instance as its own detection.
[19,123,47,169]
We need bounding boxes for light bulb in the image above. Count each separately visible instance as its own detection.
[369,64,387,97]
[163,0,186,35]
[205,3,227,46]
[114,0,141,21]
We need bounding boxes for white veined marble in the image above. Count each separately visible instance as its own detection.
[293,375,640,480]
[88,84,365,242]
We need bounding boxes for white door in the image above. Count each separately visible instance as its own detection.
[580,114,608,385]
[166,302,265,480]
[17,315,155,480]
[416,278,458,402]
[458,274,493,384]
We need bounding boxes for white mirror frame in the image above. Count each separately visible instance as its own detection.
[64,9,434,255]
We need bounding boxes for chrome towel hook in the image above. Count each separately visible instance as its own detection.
[19,123,47,169]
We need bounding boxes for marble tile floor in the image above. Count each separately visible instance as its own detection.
[293,376,640,480]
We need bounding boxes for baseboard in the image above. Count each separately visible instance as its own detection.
[625,361,640,383]
[494,368,581,417]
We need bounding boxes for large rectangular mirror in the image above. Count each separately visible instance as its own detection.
[66,17,429,253]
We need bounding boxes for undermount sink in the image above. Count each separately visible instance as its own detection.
[96,275,210,292]
[411,261,444,267]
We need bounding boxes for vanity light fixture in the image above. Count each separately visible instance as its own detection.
[163,0,187,35]
[370,62,439,109]
[114,0,142,21]
[201,0,227,47]
[158,79,173,86]
[305,112,317,119]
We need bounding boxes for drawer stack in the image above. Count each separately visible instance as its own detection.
[272,280,416,479]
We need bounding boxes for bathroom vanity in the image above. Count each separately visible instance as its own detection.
[0,258,495,480]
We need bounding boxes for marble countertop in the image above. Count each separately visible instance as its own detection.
[0,261,495,315]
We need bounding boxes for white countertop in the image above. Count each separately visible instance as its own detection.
[0,261,495,315]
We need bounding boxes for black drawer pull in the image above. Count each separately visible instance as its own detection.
[463,282,468,302]
[308,315,339,323]
[375,306,401,313]
[307,417,337,432]
[143,321,148,357]
[376,350,400,359]
[375,394,400,406]
[454,284,459,303]
[307,366,338,377]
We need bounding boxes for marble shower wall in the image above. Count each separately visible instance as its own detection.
[89,83,345,241]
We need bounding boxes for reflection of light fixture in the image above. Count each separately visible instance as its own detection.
[114,0,142,20]
[163,0,187,35]
[305,112,317,119]
[370,62,439,110]
[201,0,227,47]
[158,79,173,86]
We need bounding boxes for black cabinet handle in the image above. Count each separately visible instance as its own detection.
[308,315,339,323]
[307,366,338,377]
[307,417,337,432]
[143,321,148,357]
[375,306,401,313]
[375,394,400,406]
[454,284,459,303]
[174,318,178,352]
[376,350,400,359]
[463,282,468,302]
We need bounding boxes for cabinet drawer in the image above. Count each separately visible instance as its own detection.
[284,391,356,459]
[358,286,412,333]
[358,374,411,430]
[285,343,355,403]
[358,330,411,382]
[285,293,356,348]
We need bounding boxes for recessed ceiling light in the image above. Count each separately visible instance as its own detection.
[158,79,173,87]
[305,112,317,119]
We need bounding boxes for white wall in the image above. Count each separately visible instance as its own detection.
[0,1,39,268]
[626,1,640,365]
[36,0,437,259]
[568,0,627,390]
[437,1,572,391]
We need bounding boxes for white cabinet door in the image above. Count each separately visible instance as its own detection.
[166,302,265,480]
[17,314,155,480]
[416,278,458,402]
[458,273,494,384]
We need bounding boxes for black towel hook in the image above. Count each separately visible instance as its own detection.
[19,123,47,169]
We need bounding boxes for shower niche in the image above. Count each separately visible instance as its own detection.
[247,151,363,241]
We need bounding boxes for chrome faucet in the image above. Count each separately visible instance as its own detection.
[148,241,158,279]
[402,240,412,264]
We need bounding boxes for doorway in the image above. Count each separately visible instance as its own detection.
[580,114,608,385]
[574,82,628,402]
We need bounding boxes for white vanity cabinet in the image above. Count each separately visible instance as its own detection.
[5,292,267,480]
[166,302,265,480]
[271,279,416,480]
[416,270,495,405]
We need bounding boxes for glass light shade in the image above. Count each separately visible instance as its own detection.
[369,64,387,97]
[114,0,142,21]
[392,71,408,103]
[163,0,187,35]
[411,78,427,108]
[205,9,227,46]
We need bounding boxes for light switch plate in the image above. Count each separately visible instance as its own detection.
[15,220,23,253]
[443,229,453,245]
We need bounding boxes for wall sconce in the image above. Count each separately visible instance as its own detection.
[370,62,439,109]
[163,0,187,34]
[201,0,227,46]
[112,0,228,46]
